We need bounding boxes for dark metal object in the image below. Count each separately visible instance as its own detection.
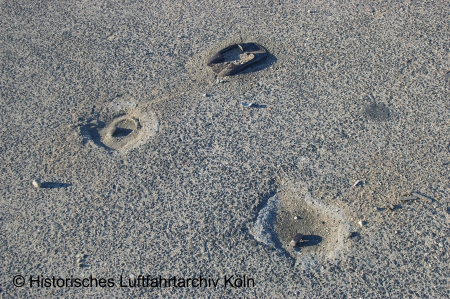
[398,196,417,201]
[290,233,303,246]
[207,43,267,77]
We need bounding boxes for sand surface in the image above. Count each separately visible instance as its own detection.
[1,0,450,298]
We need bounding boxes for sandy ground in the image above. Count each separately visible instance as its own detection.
[1,0,450,298]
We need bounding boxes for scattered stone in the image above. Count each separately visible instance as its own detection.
[76,254,82,261]
[203,93,209,97]
[76,254,89,268]
[32,179,41,189]
[358,220,366,227]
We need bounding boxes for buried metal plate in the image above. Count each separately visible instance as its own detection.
[207,42,267,77]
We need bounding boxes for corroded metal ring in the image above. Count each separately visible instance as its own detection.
[207,42,267,77]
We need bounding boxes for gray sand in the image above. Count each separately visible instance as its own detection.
[1,0,450,298]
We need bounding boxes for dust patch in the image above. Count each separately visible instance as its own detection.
[249,194,281,249]
[362,102,390,122]
[361,94,391,122]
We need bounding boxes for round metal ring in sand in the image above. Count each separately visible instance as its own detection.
[99,111,158,153]
[101,116,140,151]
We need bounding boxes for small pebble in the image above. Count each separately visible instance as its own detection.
[358,220,366,227]
[32,179,41,189]
[353,180,363,187]
[203,93,209,97]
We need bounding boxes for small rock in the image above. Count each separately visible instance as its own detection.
[32,179,41,189]
[353,180,363,187]
[358,220,366,227]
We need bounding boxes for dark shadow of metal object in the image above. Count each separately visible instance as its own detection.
[40,182,72,189]
[207,43,267,77]
[297,235,322,247]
